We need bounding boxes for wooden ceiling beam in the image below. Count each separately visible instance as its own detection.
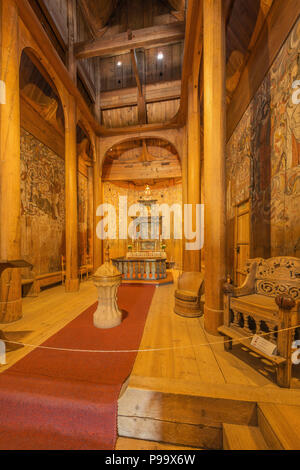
[130,49,143,98]
[98,119,179,137]
[100,80,182,110]
[176,0,203,126]
[130,49,147,125]
[102,161,181,181]
[75,22,185,59]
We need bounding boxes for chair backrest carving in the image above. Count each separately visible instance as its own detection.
[244,257,300,300]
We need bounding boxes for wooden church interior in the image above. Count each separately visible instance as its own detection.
[0,0,300,450]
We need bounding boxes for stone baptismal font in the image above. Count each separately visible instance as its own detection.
[93,246,123,329]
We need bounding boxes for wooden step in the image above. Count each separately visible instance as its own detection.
[116,437,201,450]
[258,403,300,450]
[223,424,269,450]
[118,376,258,450]
[118,415,221,449]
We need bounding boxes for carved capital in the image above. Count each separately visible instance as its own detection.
[275,295,296,310]
[223,282,234,295]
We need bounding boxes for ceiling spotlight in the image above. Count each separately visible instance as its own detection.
[157,52,164,60]
[117,61,122,67]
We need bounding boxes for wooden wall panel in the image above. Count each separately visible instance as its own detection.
[77,2,97,90]
[147,98,180,124]
[102,106,139,128]
[20,96,65,159]
[42,0,68,44]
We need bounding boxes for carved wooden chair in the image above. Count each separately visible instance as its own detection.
[79,254,93,281]
[174,271,205,317]
[219,257,300,388]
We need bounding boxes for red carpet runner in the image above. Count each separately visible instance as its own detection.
[0,284,156,450]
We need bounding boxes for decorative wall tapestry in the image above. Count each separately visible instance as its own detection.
[227,17,300,262]
[20,129,65,275]
[78,172,89,265]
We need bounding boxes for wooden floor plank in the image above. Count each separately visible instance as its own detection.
[116,437,201,450]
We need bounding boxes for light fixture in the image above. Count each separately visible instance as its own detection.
[157,52,164,60]
[117,61,122,67]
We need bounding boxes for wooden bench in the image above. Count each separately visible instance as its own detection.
[218,257,300,388]
[22,271,62,297]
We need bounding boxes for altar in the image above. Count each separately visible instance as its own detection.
[112,186,172,284]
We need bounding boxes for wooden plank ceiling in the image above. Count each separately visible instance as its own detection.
[26,0,275,136]
[76,0,186,129]
[102,138,182,186]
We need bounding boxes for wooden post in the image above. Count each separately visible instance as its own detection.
[93,137,103,271]
[182,1,202,273]
[186,75,201,272]
[94,58,101,123]
[203,0,226,334]
[276,295,298,388]
[87,166,94,263]
[0,0,22,322]
[65,94,79,292]
[67,0,77,83]
[182,125,189,271]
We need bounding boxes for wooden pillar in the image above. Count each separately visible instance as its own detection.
[203,0,226,335]
[65,94,79,292]
[185,75,201,272]
[87,165,94,262]
[182,126,189,271]
[94,58,101,123]
[0,0,22,322]
[93,137,103,271]
[67,0,77,83]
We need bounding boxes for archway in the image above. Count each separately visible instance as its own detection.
[19,49,66,292]
[102,137,183,268]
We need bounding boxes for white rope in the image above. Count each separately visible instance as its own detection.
[1,324,299,354]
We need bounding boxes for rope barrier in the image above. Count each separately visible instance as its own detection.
[0,324,299,354]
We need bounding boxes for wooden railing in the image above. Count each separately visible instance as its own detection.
[112,257,167,281]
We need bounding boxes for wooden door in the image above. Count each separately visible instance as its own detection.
[234,200,250,286]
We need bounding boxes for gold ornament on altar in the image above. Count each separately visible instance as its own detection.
[144,184,151,199]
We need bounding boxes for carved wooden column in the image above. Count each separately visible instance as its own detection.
[93,137,103,271]
[203,0,226,334]
[0,0,22,322]
[65,93,79,292]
